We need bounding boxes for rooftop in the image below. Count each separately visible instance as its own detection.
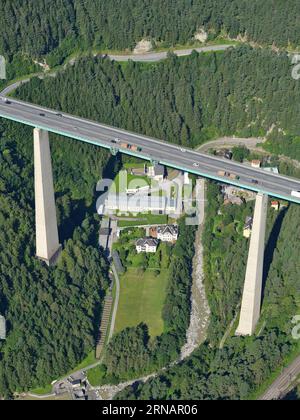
[136,238,159,247]
[157,225,178,235]
[153,164,165,176]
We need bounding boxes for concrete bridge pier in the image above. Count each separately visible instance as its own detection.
[236,193,268,336]
[34,128,61,265]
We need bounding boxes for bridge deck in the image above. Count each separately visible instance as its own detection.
[0,97,300,204]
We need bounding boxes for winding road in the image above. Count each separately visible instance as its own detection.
[0,44,235,98]
[107,44,234,62]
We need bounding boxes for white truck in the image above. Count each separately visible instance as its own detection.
[291,190,300,198]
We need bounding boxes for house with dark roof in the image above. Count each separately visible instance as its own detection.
[157,225,179,242]
[136,238,159,254]
[148,164,165,182]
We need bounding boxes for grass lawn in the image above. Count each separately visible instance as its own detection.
[87,364,108,387]
[30,384,53,395]
[112,170,150,193]
[115,268,169,338]
[118,214,168,228]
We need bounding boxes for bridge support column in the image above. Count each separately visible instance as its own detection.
[236,193,268,336]
[34,128,61,266]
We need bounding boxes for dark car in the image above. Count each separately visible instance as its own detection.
[39,113,45,117]
[251,179,259,185]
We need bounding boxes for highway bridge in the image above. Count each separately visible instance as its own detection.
[1,95,299,337]
[0,97,300,204]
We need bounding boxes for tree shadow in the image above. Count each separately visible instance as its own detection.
[262,207,288,301]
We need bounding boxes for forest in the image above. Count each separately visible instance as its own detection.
[16,46,300,160]
[0,118,112,398]
[1,1,300,67]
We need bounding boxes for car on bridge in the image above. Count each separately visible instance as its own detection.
[292,190,300,198]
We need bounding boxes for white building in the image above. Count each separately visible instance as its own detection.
[251,160,261,168]
[136,238,159,253]
[103,193,179,215]
[105,193,166,213]
[157,225,179,242]
[184,172,191,185]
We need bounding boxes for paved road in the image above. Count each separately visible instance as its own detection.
[107,44,234,62]
[0,97,300,203]
[0,45,235,99]
[108,264,120,340]
[196,136,266,153]
[0,79,32,97]
[260,355,300,400]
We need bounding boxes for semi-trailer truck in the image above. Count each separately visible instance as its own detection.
[218,171,240,180]
[120,142,142,152]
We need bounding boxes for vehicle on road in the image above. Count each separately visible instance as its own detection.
[56,113,63,117]
[229,173,240,180]
[218,170,240,180]
[39,113,45,117]
[120,142,142,152]
[251,179,259,185]
[218,170,230,177]
[193,163,200,167]
[291,190,300,198]
[180,148,186,153]
[2,98,11,104]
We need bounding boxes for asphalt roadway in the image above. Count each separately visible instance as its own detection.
[107,44,233,62]
[0,97,300,204]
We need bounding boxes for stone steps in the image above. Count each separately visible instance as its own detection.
[95,296,113,359]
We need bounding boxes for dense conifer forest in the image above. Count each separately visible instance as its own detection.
[1,0,300,67]
[0,120,111,397]
[17,46,300,159]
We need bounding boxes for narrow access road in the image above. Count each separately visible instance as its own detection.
[107,44,235,62]
[196,136,266,153]
[0,79,32,97]
[0,45,235,99]
[260,355,300,400]
[108,264,120,340]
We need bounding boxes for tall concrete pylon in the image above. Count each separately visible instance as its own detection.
[236,193,268,336]
[34,128,61,265]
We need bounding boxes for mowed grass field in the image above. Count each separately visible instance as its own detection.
[115,268,169,337]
